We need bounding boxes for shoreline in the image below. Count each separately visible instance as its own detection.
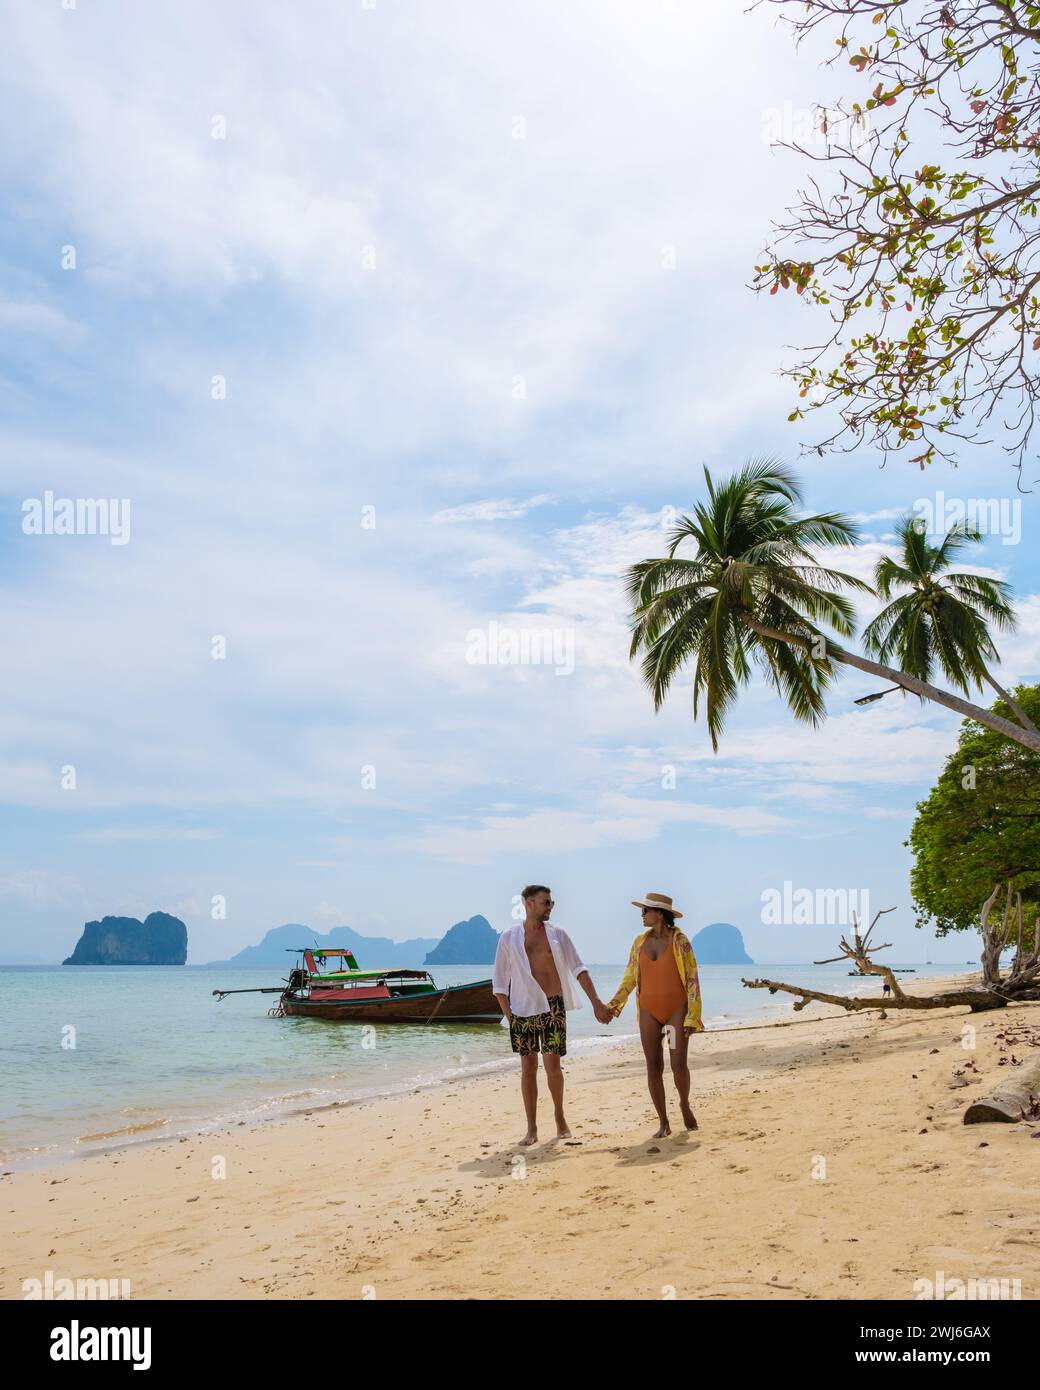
[7,970,1035,1301]
[0,970,957,1179]
[1,974,903,1178]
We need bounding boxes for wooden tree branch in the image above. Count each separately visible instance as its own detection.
[813,905,906,998]
[743,886,1040,1017]
[741,975,1010,1014]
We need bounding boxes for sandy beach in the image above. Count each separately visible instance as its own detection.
[3,977,1038,1302]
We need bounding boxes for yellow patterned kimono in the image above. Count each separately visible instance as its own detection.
[608,928,704,1032]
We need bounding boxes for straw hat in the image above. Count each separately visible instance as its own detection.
[631,892,683,920]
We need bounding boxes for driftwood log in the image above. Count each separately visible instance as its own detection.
[964,1059,1040,1124]
[742,887,1040,1017]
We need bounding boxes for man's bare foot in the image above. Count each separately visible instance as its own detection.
[652,1120,671,1138]
[681,1106,698,1131]
[555,1118,572,1139]
[518,1130,538,1146]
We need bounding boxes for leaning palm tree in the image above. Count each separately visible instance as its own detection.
[862,518,1037,734]
[627,461,1040,754]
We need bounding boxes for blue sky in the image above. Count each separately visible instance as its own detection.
[1,0,1037,966]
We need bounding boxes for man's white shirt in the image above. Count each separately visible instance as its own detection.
[492,922,587,1017]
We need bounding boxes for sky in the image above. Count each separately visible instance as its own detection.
[1,0,1037,967]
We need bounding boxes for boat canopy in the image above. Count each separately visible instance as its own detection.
[298,948,361,974]
[310,968,431,982]
[293,947,432,984]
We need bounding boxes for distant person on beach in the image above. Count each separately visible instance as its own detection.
[492,884,614,1146]
[607,892,704,1138]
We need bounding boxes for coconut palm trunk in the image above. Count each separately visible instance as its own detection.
[979,670,1039,735]
[743,617,1040,752]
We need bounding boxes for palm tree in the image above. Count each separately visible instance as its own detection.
[627,460,1040,754]
[863,518,1038,735]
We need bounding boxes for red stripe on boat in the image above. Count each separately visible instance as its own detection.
[306,985,392,1001]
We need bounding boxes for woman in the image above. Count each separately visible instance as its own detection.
[608,892,703,1138]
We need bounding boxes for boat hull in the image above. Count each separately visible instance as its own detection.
[280,978,502,1023]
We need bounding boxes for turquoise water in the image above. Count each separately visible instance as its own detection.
[0,962,976,1168]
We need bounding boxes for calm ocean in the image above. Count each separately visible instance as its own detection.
[0,961,976,1169]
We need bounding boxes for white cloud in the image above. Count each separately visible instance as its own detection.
[847,507,906,525]
[76,827,218,843]
[314,901,345,923]
[409,793,789,865]
[0,0,815,473]
[0,295,84,345]
[0,870,83,905]
[997,594,1040,684]
[160,897,203,918]
[1,0,1036,963]
[431,494,556,524]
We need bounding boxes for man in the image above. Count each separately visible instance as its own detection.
[492,884,614,1145]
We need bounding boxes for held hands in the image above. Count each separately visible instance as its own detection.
[593,1000,615,1025]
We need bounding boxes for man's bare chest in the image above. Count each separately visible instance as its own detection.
[524,938,557,972]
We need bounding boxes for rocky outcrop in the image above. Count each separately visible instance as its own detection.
[424,915,499,965]
[689,922,753,965]
[63,912,188,965]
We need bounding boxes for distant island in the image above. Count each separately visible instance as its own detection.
[689,922,753,965]
[212,916,750,969]
[55,912,749,970]
[424,915,499,965]
[207,923,441,970]
[63,912,188,965]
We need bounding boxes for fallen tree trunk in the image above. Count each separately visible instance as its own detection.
[964,1060,1040,1124]
[742,890,1040,1018]
[740,976,1008,1015]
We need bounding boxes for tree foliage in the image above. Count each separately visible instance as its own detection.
[907,682,1040,934]
[627,461,1040,752]
[626,458,869,748]
[755,0,1040,477]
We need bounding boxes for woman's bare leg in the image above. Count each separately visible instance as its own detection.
[664,1005,697,1130]
[639,1008,670,1137]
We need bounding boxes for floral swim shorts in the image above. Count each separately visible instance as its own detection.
[509,994,567,1056]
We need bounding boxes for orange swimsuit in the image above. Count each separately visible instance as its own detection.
[638,940,687,1025]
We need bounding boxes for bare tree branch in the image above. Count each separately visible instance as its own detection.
[754,1,1040,481]
[743,882,1040,1015]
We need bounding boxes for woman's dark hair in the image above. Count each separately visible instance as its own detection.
[644,905,676,929]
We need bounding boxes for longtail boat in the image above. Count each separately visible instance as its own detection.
[213,947,502,1024]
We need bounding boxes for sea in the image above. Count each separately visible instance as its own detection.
[0,961,977,1170]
